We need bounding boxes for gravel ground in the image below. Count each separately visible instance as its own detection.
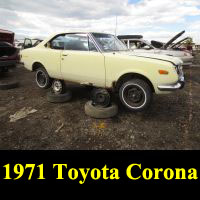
[0,53,200,150]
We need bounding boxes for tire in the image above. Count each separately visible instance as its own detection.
[91,88,111,108]
[47,90,72,103]
[51,79,66,94]
[84,101,118,119]
[0,67,9,73]
[0,81,19,90]
[35,67,52,89]
[119,79,152,112]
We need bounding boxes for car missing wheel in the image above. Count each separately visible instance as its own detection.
[20,32,185,112]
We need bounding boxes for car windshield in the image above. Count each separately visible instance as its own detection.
[92,33,128,52]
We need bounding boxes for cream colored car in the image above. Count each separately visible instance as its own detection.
[20,32,185,111]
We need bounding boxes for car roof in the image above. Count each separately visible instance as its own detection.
[0,29,14,34]
[50,31,114,36]
[36,32,115,48]
[118,35,143,40]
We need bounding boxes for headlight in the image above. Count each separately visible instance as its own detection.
[175,64,183,75]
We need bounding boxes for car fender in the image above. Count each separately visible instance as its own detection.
[108,68,157,91]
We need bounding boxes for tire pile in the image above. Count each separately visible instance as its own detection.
[0,70,19,90]
[46,83,118,119]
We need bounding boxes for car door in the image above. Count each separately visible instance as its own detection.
[60,33,105,87]
[35,35,65,79]
[23,38,32,49]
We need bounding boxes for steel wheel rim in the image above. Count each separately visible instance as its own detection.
[52,80,62,94]
[122,84,146,109]
[36,71,47,87]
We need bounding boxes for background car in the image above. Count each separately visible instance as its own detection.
[118,31,194,66]
[0,29,19,72]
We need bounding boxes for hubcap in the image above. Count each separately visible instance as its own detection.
[127,88,143,103]
[36,71,47,87]
[123,84,146,108]
[52,80,62,94]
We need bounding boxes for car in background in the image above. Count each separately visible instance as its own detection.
[14,39,25,49]
[0,29,19,72]
[23,38,43,49]
[118,31,194,66]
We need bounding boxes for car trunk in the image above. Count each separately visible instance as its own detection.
[0,42,18,59]
[0,29,18,59]
[0,29,14,44]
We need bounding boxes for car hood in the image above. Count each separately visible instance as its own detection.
[116,51,183,66]
[163,30,185,49]
[170,37,190,49]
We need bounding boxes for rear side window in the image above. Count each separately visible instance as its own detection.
[64,34,89,51]
[50,34,98,52]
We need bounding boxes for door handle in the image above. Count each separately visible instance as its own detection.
[62,54,68,56]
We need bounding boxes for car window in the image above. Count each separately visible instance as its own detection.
[51,34,88,51]
[130,41,138,49]
[139,42,152,50]
[130,41,152,50]
[64,34,89,51]
[24,39,32,49]
[51,35,65,50]
[88,38,98,52]
[50,34,98,52]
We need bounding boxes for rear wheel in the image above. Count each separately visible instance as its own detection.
[119,79,152,112]
[35,67,51,89]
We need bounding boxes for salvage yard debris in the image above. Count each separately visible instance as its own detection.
[55,123,64,133]
[9,107,37,122]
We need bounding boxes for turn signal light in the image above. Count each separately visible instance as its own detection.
[159,70,169,75]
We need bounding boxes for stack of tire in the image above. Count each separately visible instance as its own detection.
[46,80,72,103]
[0,68,19,90]
[84,88,118,119]
[84,101,118,119]
[42,76,118,119]
[45,80,118,119]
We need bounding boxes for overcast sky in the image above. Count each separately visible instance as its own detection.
[0,0,200,43]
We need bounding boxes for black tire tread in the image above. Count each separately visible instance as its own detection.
[36,67,52,89]
[0,81,19,90]
[119,79,152,112]
[47,90,72,103]
[84,101,118,119]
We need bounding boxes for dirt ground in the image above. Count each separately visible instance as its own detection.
[0,53,200,150]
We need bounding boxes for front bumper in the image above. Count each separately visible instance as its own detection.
[158,67,185,91]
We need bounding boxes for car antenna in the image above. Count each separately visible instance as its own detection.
[115,16,118,36]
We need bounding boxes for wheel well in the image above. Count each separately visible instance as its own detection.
[115,73,155,93]
[32,62,44,71]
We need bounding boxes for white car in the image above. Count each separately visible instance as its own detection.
[118,31,193,66]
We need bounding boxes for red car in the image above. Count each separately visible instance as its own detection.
[0,29,19,72]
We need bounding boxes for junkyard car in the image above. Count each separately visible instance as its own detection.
[118,31,194,66]
[23,38,43,49]
[0,29,19,72]
[20,32,185,111]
